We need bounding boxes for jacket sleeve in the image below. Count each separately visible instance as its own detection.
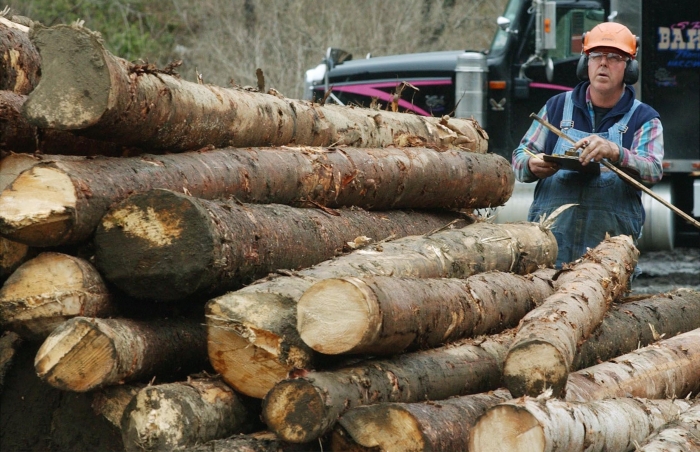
[616,117,664,184]
[512,105,550,183]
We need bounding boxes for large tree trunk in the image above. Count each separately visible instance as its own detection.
[34,316,209,392]
[565,327,700,401]
[298,268,557,355]
[207,221,557,399]
[0,252,117,340]
[637,401,700,452]
[177,432,322,452]
[332,389,512,452]
[94,189,468,301]
[503,235,639,398]
[23,25,488,153]
[468,397,692,452]
[120,378,257,452]
[261,331,516,443]
[0,146,513,247]
[0,18,40,94]
[574,288,700,369]
[0,91,134,155]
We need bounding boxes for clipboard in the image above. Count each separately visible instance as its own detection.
[543,154,601,174]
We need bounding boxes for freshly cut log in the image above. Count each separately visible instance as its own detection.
[637,400,700,451]
[0,252,117,340]
[207,221,557,398]
[261,331,515,443]
[177,432,321,452]
[121,377,256,452]
[0,17,40,94]
[94,189,468,300]
[92,384,145,428]
[0,236,32,283]
[23,25,488,153]
[298,269,556,355]
[0,91,132,155]
[333,389,512,452]
[0,146,513,247]
[565,327,700,401]
[0,331,22,392]
[574,288,700,369]
[34,316,209,392]
[503,235,638,398]
[468,397,692,452]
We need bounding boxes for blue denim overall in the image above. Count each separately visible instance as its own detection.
[528,91,643,268]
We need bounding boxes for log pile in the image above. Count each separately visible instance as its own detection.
[1,17,699,452]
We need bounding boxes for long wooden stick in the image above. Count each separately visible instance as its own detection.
[529,113,700,230]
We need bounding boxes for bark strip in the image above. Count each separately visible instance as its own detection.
[0,146,512,247]
[34,316,208,392]
[503,235,638,398]
[94,189,468,300]
[468,397,692,452]
[23,24,488,153]
[0,252,117,340]
[298,269,556,355]
[207,221,557,399]
[262,332,515,443]
[0,17,40,94]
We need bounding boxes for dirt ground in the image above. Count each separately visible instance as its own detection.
[631,247,700,295]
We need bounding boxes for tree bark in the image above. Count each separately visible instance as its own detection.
[34,316,209,392]
[565,327,700,401]
[468,397,692,452]
[332,389,512,452]
[120,377,256,452]
[0,91,133,155]
[23,25,488,153]
[94,189,468,300]
[503,235,639,398]
[298,269,556,355]
[637,401,700,452]
[0,146,512,247]
[207,221,557,399]
[92,384,145,428]
[574,288,700,369]
[261,331,515,443]
[177,432,321,452]
[0,252,117,340]
[0,18,40,94]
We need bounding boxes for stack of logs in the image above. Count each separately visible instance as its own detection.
[1,16,700,452]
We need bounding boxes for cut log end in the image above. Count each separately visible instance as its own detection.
[336,405,425,452]
[23,25,110,129]
[0,166,76,246]
[297,277,380,355]
[263,379,329,443]
[469,404,545,452]
[34,317,117,392]
[503,340,569,398]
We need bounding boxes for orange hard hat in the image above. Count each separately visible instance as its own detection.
[583,22,637,56]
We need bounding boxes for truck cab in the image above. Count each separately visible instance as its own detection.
[304,0,700,249]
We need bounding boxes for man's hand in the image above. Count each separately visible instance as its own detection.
[576,135,620,165]
[528,153,560,178]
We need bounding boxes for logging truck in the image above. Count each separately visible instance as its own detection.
[303,0,700,250]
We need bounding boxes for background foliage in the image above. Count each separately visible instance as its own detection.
[6,0,508,98]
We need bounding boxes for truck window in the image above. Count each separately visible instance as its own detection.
[549,8,605,61]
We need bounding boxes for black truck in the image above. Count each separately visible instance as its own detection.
[304,0,700,249]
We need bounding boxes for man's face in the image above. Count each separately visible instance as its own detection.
[587,46,629,94]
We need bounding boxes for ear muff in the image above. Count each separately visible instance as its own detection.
[623,58,639,84]
[577,32,589,81]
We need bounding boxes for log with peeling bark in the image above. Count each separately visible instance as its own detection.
[0,17,40,94]
[574,288,700,369]
[0,146,513,247]
[468,397,692,452]
[297,269,556,355]
[637,400,700,452]
[120,377,257,452]
[565,327,700,401]
[92,384,145,428]
[34,316,209,392]
[23,24,488,153]
[178,432,321,452]
[207,221,557,399]
[503,234,638,398]
[0,91,133,155]
[261,331,515,443]
[94,189,468,300]
[332,389,512,452]
[0,252,117,340]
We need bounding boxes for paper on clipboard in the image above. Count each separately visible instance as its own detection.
[543,154,601,174]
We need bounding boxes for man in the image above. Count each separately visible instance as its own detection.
[512,22,664,268]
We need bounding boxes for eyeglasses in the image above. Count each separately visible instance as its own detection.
[588,51,628,63]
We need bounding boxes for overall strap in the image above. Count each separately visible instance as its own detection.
[560,91,575,130]
[615,99,641,134]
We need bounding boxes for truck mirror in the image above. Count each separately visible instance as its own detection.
[497,16,512,32]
